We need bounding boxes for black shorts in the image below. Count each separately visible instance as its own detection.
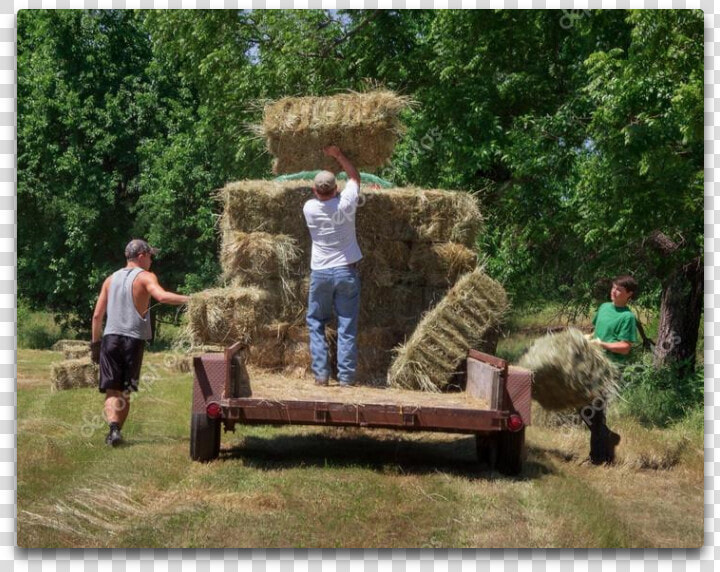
[99,334,146,393]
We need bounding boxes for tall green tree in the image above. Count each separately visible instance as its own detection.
[575,10,703,372]
[18,10,157,326]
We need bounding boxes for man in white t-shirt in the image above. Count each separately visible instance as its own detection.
[303,146,362,387]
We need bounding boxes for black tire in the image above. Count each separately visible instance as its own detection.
[496,428,526,476]
[190,413,221,462]
[475,434,498,471]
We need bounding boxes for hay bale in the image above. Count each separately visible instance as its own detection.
[387,269,508,392]
[359,282,426,331]
[519,328,619,412]
[51,339,90,352]
[63,345,90,360]
[187,287,276,346]
[258,91,413,174]
[220,181,482,247]
[408,242,477,287]
[51,358,98,391]
[220,230,305,284]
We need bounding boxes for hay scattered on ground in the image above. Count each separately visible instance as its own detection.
[387,269,509,392]
[519,328,619,411]
[187,287,276,346]
[50,358,98,391]
[258,90,413,174]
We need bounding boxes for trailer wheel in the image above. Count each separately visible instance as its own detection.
[190,413,221,462]
[475,434,498,471]
[496,428,526,476]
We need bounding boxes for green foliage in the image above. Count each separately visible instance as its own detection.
[18,8,703,367]
[18,10,158,327]
[17,299,78,349]
[617,353,703,427]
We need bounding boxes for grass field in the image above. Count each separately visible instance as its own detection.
[17,348,703,548]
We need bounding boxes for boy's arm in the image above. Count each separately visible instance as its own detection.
[598,340,633,355]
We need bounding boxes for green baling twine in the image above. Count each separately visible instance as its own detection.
[274,170,395,189]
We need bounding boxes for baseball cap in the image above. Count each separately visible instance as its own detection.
[125,239,158,260]
[313,170,337,195]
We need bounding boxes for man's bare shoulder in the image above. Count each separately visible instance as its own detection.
[136,270,159,285]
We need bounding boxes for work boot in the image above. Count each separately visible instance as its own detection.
[105,424,122,447]
[606,431,621,464]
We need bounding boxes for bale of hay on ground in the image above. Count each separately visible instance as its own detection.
[258,91,413,174]
[63,345,90,360]
[51,339,90,352]
[518,328,619,411]
[387,269,508,392]
[51,358,98,391]
[187,287,277,346]
[408,242,477,287]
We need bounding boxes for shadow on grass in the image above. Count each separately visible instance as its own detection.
[221,432,554,481]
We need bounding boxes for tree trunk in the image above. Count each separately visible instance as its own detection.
[654,257,703,376]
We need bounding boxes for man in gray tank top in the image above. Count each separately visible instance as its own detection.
[91,239,190,447]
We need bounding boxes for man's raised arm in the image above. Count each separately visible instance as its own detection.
[324,146,360,186]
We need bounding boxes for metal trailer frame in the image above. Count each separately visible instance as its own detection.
[190,342,532,475]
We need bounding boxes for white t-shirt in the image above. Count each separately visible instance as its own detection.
[303,179,363,270]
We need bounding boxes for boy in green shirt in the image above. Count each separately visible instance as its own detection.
[583,275,638,464]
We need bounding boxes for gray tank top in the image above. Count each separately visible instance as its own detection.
[103,267,152,340]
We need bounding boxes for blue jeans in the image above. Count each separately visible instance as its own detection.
[306,265,361,383]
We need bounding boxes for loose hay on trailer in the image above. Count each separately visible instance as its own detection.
[519,328,619,411]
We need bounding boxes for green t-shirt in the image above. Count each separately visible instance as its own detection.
[592,302,637,363]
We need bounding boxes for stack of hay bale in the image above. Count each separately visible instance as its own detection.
[188,181,484,383]
[49,341,98,391]
[187,90,507,385]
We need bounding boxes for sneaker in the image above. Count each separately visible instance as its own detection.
[338,381,355,388]
[314,378,329,387]
[105,426,122,447]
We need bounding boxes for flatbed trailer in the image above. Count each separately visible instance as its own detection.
[190,343,532,475]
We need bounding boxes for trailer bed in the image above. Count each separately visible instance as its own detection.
[245,369,490,410]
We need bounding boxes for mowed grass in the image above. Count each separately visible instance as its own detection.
[17,349,703,548]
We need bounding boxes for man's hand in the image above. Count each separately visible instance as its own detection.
[323,145,342,159]
[91,341,101,364]
[322,146,360,185]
